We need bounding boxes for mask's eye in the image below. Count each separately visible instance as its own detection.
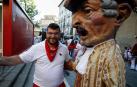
[83,7,94,14]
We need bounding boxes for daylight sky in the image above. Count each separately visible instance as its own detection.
[34,0,62,21]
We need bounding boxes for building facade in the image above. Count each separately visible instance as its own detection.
[34,15,58,36]
[40,15,58,29]
[58,0,73,36]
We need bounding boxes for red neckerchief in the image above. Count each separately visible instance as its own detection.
[45,40,58,62]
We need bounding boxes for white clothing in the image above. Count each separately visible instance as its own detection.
[135,65,137,71]
[67,39,72,46]
[76,48,94,74]
[76,43,82,50]
[127,50,132,60]
[124,50,128,60]
[19,41,69,87]
[130,58,135,69]
[73,43,82,58]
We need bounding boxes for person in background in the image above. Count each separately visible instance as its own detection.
[123,47,132,65]
[41,30,46,41]
[131,36,137,70]
[64,0,137,87]
[127,47,133,67]
[68,39,77,57]
[124,47,129,61]
[73,41,82,59]
[34,32,42,44]
[67,37,73,47]
[0,23,71,87]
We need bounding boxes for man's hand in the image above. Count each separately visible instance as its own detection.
[0,55,24,66]
[64,59,77,71]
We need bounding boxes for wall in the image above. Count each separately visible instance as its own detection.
[12,1,34,55]
[3,0,34,56]
[116,12,137,52]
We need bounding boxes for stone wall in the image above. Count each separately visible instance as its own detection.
[116,12,137,52]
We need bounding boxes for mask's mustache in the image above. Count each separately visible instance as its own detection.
[76,27,88,36]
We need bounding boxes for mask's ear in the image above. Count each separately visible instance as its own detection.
[117,3,132,23]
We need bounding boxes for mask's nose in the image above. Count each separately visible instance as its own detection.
[72,13,82,29]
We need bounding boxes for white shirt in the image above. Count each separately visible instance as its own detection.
[76,47,94,74]
[19,41,70,87]
[67,39,72,46]
[76,43,82,50]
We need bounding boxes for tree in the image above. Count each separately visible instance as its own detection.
[19,0,38,20]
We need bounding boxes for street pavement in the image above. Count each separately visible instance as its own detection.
[126,63,137,87]
[64,70,76,87]
[0,62,137,87]
[65,63,137,87]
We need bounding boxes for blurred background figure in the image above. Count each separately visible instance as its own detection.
[131,36,137,70]
[73,41,82,60]
[41,30,46,41]
[124,47,129,61]
[34,31,42,44]
[68,39,76,58]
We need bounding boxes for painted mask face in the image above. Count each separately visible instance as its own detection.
[46,28,60,45]
[72,0,118,47]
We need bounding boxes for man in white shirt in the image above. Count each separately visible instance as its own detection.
[0,23,70,87]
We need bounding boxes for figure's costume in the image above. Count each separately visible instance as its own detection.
[74,39,125,87]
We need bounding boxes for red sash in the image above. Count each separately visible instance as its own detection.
[45,40,58,62]
[33,83,39,87]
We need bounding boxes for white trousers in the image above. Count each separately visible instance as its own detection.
[130,58,135,69]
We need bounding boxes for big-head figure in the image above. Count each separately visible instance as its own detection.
[64,0,136,87]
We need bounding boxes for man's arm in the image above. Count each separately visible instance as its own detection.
[0,55,24,66]
[64,47,77,71]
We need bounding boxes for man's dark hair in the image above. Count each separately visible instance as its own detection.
[47,23,60,32]
[41,31,46,41]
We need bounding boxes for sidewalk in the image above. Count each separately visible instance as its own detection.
[126,62,137,87]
